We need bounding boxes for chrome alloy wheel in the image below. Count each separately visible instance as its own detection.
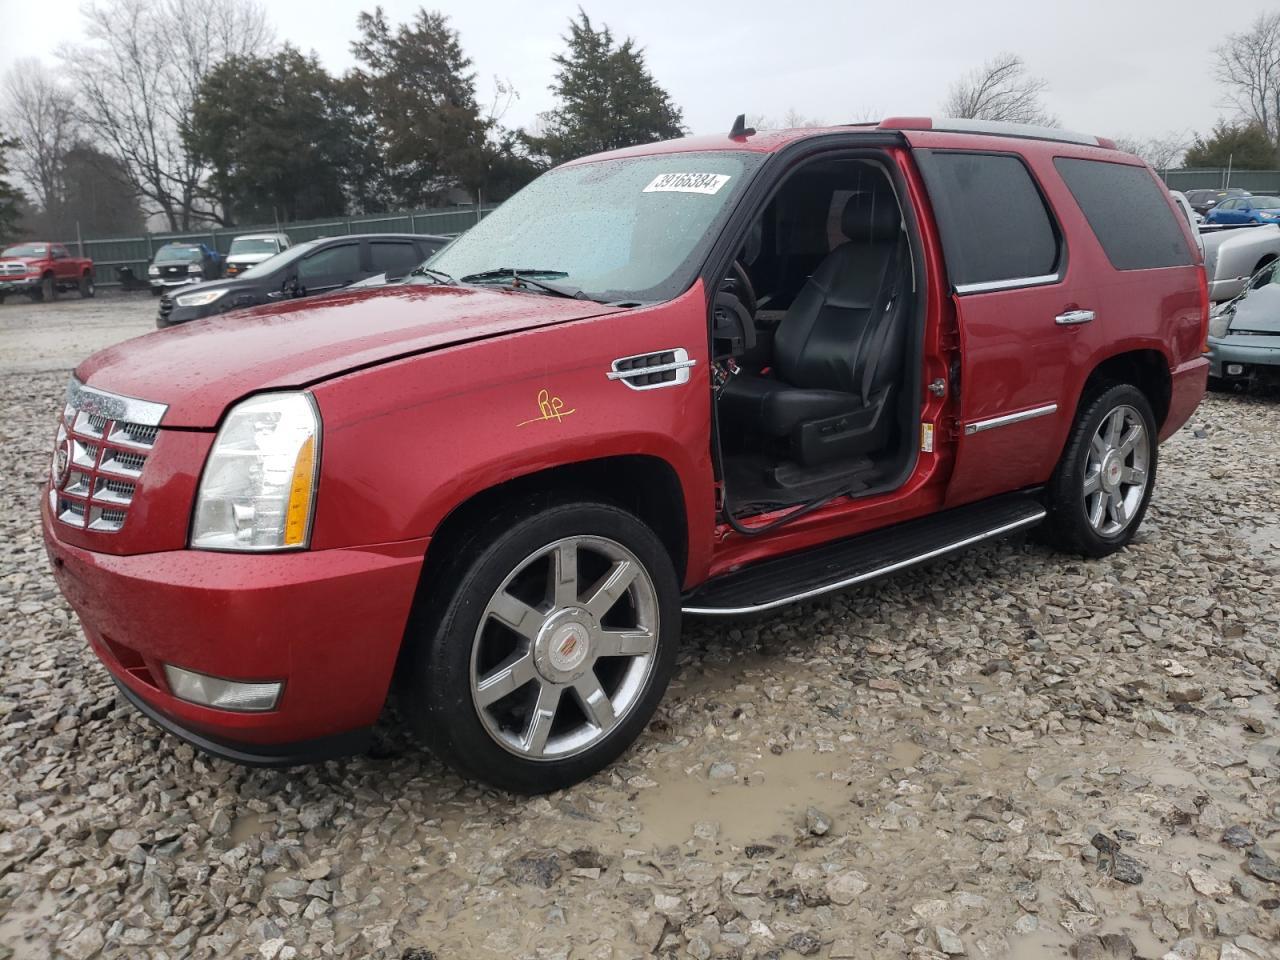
[469,535,659,760]
[1083,404,1150,536]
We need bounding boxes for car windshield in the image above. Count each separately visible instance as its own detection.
[230,237,281,255]
[237,239,321,279]
[2,243,48,257]
[1251,196,1280,210]
[155,244,202,262]
[424,151,763,303]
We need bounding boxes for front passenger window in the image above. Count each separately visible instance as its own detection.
[298,244,360,284]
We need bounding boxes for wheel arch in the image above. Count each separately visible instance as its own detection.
[420,454,690,594]
[1074,348,1172,433]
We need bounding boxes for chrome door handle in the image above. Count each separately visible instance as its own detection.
[1055,309,1095,325]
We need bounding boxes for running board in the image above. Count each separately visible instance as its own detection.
[682,493,1046,616]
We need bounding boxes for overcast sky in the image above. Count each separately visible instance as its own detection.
[2,0,1271,142]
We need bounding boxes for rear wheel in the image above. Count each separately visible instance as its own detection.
[79,273,95,298]
[401,500,680,793]
[1041,383,1157,558]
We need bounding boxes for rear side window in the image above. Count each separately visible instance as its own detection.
[1053,157,1193,270]
[369,241,420,278]
[915,150,1060,289]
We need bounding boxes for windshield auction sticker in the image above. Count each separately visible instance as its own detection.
[643,173,732,195]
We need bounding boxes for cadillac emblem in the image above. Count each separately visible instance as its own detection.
[52,438,71,488]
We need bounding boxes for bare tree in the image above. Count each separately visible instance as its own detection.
[941,53,1057,127]
[59,0,272,230]
[1112,133,1189,173]
[3,60,78,216]
[1215,12,1280,164]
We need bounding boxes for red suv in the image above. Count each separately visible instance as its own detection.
[42,118,1208,793]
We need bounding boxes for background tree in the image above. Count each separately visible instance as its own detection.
[1215,12,1280,165]
[188,48,350,223]
[521,10,684,166]
[58,144,145,237]
[941,53,1057,126]
[59,0,272,230]
[3,61,77,222]
[347,7,489,209]
[0,134,25,242]
[1111,133,1188,172]
[1184,121,1276,169]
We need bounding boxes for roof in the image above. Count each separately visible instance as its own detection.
[566,116,1120,166]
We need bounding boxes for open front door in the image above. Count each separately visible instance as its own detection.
[910,142,1085,506]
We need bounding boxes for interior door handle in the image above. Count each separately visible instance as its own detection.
[1055,309,1095,326]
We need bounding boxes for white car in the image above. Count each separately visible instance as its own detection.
[224,232,291,278]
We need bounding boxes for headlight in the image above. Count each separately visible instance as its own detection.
[191,392,320,551]
[175,288,228,307]
[1208,311,1232,338]
[187,263,203,273]
[148,265,159,276]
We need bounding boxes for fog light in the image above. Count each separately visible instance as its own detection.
[163,664,281,712]
[1227,363,1244,376]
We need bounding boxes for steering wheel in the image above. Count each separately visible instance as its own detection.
[726,259,757,318]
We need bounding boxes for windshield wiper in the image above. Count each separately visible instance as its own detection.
[407,264,456,284]
[459,267,586,300]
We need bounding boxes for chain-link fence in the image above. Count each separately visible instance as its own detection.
[62,204,497,287]
[1162,169,1280,194]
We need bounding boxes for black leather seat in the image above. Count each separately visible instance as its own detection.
[720,187,909,467]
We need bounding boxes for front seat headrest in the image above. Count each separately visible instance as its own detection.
[842,189,900,243]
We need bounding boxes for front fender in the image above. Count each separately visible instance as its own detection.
[308,284,715,576]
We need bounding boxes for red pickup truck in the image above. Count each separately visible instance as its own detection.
[0,241,95,302]
[42,118,1208,793]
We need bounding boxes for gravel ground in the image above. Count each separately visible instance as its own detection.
[0,292,157,372]
[1,347,1278,959]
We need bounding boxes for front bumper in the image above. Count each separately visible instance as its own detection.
[42,501,428,764]
[150,276,202,290]
[1207,334,1280,379]
[0,276,40,293]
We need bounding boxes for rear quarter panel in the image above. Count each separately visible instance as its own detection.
[308,284,717,588]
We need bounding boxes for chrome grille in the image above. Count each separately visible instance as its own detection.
[50,378,168,534]
[0,262,30,276]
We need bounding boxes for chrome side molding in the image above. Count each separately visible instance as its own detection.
[964,403,1058,436]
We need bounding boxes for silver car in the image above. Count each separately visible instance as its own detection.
[1207,260,1280,386]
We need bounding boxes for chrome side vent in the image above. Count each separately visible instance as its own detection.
[607,347,696,391]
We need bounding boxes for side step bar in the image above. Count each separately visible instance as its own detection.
[682,493,1046,616]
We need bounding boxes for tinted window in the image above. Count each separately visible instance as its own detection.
[1253,196,1280,210]
[1054,158,1194,270]
[1217,199,1236,211]
[915,151,1060,287]
[369,241,420,278]
[298,243,360,282]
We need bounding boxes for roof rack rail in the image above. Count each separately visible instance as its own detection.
[877,116,1112,149]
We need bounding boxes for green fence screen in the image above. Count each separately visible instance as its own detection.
[62,204,497,287]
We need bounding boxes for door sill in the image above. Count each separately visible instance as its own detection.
[682,492,1045,615]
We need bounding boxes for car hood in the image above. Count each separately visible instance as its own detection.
[1228,283,1280,334]
[77,284,624,427]
[0,256,42,267]
[227,251,276,263]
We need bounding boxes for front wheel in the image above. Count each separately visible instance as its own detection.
[79,273,95,298]
[402,501,681,793]
[1041,384,1157,558]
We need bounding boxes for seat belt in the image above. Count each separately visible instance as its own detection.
[858,236,907,407]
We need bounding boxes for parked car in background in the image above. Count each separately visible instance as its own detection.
[342,234,452,288]
[0,242,94,302]
[156,233,443,327]
[1200,223,1280,302]
[224,232,291,278]
[1207,259,1280,387]
[48,118,1207,792]
[148,242,222,295]
[1185,187,1250,217]
[1170,191,1204,253]
[1204,194,1280,225]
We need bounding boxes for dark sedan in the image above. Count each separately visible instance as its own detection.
[148,242,222,294]
[156,233,448,328]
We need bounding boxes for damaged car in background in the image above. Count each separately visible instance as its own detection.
[1207,259,1280,388]
[1200,222,1280,303]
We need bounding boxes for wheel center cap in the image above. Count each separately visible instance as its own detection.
[535,608,594,680]
[1101,451,1124,491]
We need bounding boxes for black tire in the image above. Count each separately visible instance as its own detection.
[401,499,681,794]
[79,273,95,298]
[42,274,56,302]
[1041,383,1158,558]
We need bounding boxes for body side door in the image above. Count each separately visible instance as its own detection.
[905,132,1092,507]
